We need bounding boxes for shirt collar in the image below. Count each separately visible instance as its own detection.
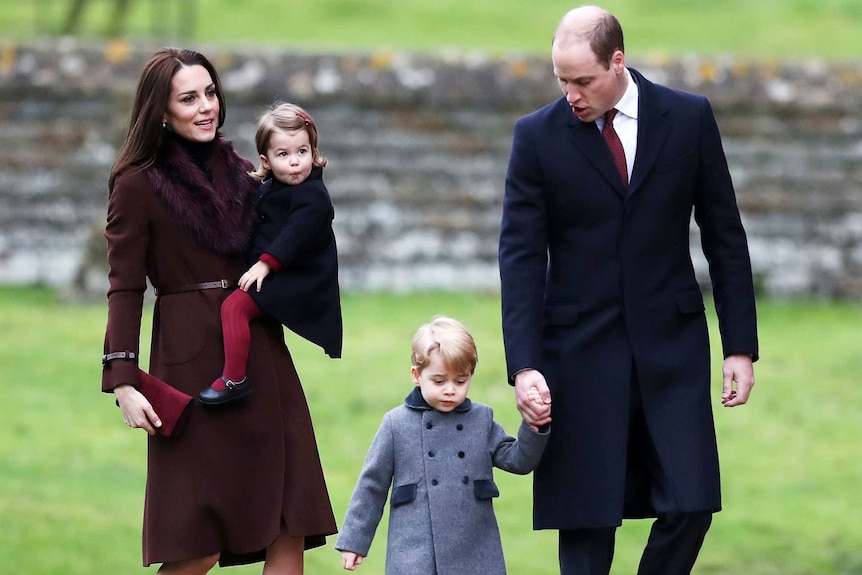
[614,67,639,121]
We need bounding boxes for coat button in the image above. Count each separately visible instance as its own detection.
[431,479,438,486]
[458,451,465,458]
[456,424,463,430]
[462,476,469,484]
[426,422,433,429]
[428,451,435,457]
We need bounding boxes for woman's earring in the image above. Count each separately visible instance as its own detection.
[162,121,167,129]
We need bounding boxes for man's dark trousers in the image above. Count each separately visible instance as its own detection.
[558,368,714,575]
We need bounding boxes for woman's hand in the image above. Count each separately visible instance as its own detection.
[114,384,162,435]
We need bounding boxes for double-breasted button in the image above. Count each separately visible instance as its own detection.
[458,451,465,458]
[431,479,438,486]
[462,476,469,484]
[426,422,433,429]
[428,451,435,457]
[456,424,463,431]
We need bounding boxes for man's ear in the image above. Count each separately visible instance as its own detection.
[611,49,625,73]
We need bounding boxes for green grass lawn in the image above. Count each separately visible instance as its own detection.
[1,0,862,59]
[1,286,860,574]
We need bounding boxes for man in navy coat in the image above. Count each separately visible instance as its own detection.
[498,6,759,575]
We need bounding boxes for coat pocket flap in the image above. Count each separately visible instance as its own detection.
[542,304,579,326]
[675,290,705,314]
[390,483,417,507]
[473,479,500,500]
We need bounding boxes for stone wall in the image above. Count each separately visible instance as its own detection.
[2,40,862,297]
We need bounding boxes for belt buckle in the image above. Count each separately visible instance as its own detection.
[220,279,229,289]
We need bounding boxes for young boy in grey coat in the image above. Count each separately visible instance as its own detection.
[336,316,550,575]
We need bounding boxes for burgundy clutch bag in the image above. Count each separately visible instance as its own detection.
[137,370,193,437]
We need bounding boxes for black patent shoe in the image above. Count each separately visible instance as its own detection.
[199,376,251,405]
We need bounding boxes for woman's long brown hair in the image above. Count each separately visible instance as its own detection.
[108,48,226,191]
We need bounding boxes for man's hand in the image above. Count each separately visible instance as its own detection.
[514,369,552,429]
[721,354,755,407]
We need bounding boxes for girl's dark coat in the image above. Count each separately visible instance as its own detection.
[247,167,342,358]
[102,136,336,566]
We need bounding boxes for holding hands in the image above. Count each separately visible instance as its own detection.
[514,369,552,431]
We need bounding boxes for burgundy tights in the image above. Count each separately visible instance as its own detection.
[211,289,263,391]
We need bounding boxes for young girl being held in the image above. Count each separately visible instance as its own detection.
[200,103,342,405]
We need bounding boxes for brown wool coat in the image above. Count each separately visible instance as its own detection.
[102,136,337,567]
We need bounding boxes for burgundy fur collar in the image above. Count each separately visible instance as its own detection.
[147,135,257,256]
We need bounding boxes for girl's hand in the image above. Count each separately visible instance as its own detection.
[238,260,272,292]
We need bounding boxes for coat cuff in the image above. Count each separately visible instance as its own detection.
[101,358,140,393]
[259,253,282,271]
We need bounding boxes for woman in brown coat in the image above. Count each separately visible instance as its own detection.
[102,48,337,574]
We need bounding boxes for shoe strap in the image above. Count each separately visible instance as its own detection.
[220,375,246,389]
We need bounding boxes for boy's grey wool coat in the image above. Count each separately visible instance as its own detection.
[335,387,549,575]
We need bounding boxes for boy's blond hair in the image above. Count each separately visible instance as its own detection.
[411,316,478,375]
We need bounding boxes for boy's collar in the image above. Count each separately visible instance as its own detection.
[404,386,472,412]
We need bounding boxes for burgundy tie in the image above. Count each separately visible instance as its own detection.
[602,109,628,186]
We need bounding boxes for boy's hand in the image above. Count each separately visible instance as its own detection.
[341,551,364,571]
[527,385,545,405]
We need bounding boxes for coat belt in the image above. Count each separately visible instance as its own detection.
[154,279,235,297]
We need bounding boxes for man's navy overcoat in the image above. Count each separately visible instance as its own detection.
[499,68,758,529]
